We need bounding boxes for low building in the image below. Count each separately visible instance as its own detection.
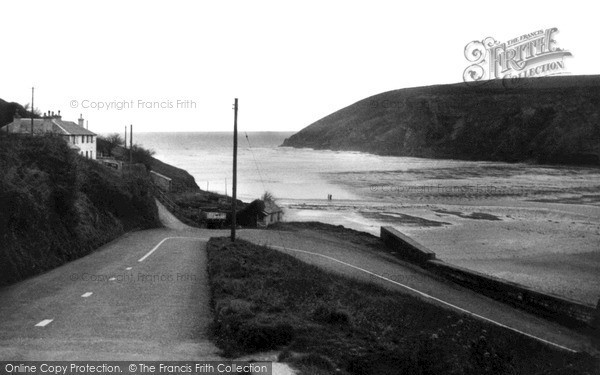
[99,158,123,171]
[259,200,283,227]
[236,199,284,228]
[150,171,172,192]
[201,209,227,229]
[1,111,97,159]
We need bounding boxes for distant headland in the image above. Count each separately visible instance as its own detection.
[282,75,600,166]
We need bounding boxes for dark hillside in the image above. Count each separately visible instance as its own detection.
[0,98,39,127]
[283,75,600,165]
[0,133,160,285]
[97,138,200,192]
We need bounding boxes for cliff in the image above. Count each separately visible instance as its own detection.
[282,75,600,165]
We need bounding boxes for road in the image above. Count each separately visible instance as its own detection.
[0,227,222,360]
[237,228,598,355]
[0,202,596,361]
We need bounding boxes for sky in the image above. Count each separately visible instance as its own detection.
[1,0,598,133]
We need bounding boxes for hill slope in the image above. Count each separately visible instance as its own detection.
[0,98,39,127]
[282,75,600,165]
[97,138,200,192]
[0,134,160,285]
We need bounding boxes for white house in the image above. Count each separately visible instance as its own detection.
[1,111,97,159]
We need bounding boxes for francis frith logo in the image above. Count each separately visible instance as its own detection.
[463,27,572,86]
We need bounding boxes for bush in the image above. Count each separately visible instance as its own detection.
[0,134,159,285]
[237,321,294,351]
[312,305,351,325]
[130,144,156,170]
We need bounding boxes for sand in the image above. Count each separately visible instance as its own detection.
[282,163,600,306]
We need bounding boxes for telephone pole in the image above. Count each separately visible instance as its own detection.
[30,87,34,136]
[129,124,133,164]
[231,98,238,242]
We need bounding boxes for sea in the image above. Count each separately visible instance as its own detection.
[133,131,600,304]
[134,131,509,233]
[133,131,600,234]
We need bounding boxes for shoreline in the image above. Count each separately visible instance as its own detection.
[139,135,600,306]
[279,196,600,306]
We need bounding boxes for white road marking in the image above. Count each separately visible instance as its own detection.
[109,277,116,281]
[138,237,208,262]
[35,319,53,327]
[271,245,578,353]
[81,292,93,298]
[125,267,132,270]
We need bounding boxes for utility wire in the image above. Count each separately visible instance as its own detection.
[243,132,289,251]
[244,132,268,195]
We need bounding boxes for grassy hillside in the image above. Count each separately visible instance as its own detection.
[97,138,200,192]
[0,133,160,286]
[282,75,600,165]
[148,155,200,192]
[207,237,599,374]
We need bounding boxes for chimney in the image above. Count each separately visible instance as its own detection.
[10,109,21,132]
[78,114,84,128]
[42,111,53,133]
[56,110,61,120]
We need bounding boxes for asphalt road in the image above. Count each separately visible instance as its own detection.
[0,228,224,360]
[0,202,595,361]
[237,228,599,355]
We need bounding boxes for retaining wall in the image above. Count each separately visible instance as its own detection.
[380,226,599,331]
[380,226,436,264]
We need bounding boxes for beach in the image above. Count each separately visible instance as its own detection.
[135,132,600,305]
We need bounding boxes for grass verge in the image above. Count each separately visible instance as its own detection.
[206,237,599,375]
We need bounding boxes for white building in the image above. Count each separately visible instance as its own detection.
[1,111,97,159]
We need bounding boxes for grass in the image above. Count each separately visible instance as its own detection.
[206,237,599,375]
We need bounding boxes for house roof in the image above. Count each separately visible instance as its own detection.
[150,170,172,181]
[0,118,96,136]
[55,120,96,135]
[262,200,282,215]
